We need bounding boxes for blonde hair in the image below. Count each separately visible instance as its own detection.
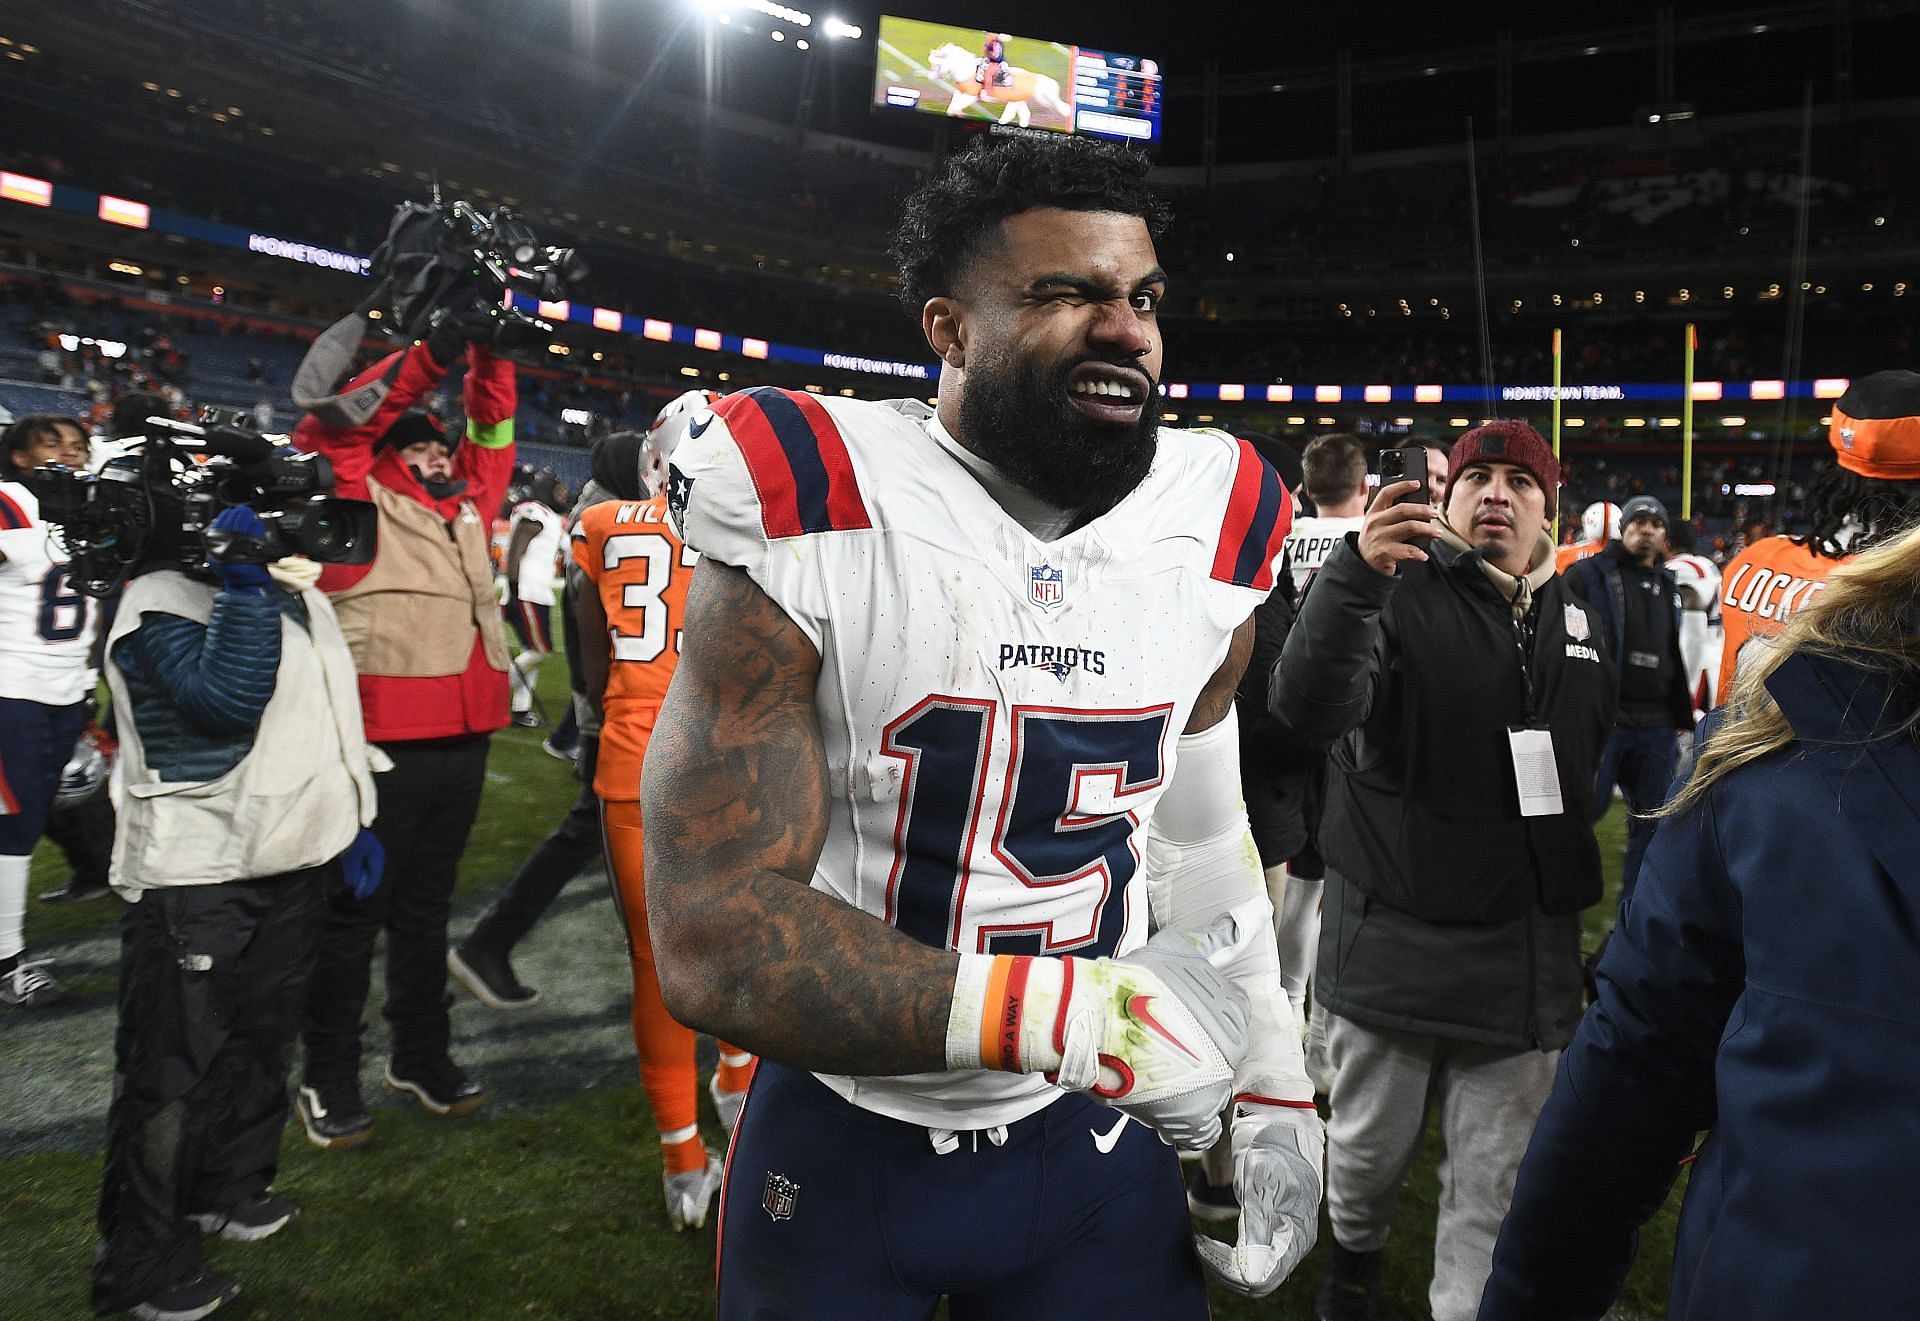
[1661,517,1920,816]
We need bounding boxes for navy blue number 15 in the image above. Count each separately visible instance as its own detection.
[881,697,1172,958]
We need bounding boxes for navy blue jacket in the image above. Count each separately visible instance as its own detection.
[112,580,295,782]
[1562,544,1693,730]
[1479,650,1920,1321]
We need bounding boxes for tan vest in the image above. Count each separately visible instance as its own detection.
[330,478,510,678]
[106,571,381,891]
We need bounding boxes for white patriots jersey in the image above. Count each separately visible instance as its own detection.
[0,481,97,705]
[670,389,1292,1130]
[1668,551,1723,710]
[1283,514,1363,598]
[512,501,565,605]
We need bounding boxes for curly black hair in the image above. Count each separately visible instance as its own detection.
[889,135,1171,315]
[1794,464,1920,558]
[2,413,79,463]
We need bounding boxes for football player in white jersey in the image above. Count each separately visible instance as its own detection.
[646,135,1321,1317]
[1284,432,1369,597]
[0,415,102,1004]
[503,471,569,726]
[1664,521,1723,715]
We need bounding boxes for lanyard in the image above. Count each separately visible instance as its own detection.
[1506,586,1538,724]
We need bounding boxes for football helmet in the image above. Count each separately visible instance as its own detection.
[1580,501,1622,543]
[54,727,114,811]
[645,389,719,499]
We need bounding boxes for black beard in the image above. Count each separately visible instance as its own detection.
[411,465,468,501]
[956,351,1159,522]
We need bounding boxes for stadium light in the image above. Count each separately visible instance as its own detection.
[696,0,813,24]
[822,16,862,38]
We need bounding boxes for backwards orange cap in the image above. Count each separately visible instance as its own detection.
[1829,370,1920,480]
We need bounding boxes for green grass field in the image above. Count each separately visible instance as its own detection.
[2,643,1682,1318]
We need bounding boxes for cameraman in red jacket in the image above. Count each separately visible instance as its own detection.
[290,314,516,1149]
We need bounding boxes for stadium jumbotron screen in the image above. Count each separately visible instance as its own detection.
[871,15,1162,144]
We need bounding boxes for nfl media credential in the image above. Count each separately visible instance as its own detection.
[1564,603,1602,662]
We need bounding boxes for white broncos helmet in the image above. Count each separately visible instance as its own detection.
[1580,501,1623,543]
[644,389,719,498]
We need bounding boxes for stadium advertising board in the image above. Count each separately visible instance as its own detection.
[872,15,1161,144]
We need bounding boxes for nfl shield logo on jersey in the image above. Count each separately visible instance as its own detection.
[762,1172,799,1222]
[1029,563,1064,610]
[1564,603,1591,641]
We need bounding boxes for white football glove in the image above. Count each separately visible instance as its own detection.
[947,915,1251,1150]
[1193,1098,1325,1297]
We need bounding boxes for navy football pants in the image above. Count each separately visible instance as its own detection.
[717,1061,1209,1320]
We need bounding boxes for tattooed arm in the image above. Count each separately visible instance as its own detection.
[1187,617,1255,734]
[641,558,957,1075]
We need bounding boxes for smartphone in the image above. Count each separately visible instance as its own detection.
[1376,446,1429,508]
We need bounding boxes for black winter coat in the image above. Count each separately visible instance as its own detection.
[1268,532,1617,1048]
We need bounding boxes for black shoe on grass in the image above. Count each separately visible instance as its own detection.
[1315,1241,1385,1321]
[295,1082,374,1150]
[448,943,540,1009]
[39,878,112,903]
[129,1268,239,1320]
[385,1057,485,1117]
[189,1190,300,1242]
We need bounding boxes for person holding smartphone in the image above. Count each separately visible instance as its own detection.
[1269,421,1617,1321]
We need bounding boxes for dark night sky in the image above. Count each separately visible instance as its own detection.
[471,1,1916,164]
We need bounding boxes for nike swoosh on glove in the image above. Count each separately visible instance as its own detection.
[947,913,1252,1151]
[1193,1099,1324,1297]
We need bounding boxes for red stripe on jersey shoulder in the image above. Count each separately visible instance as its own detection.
[711,388,871,540]
[712,391,801,539]
[0,490,29,531]
[1210,438,1293,592]
[784,390,872,534]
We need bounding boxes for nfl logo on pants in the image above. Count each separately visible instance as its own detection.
[762,1172,799,1222]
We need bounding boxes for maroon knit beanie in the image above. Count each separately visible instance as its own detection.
[1447,420,1559,518]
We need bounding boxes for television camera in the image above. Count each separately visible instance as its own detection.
[26,409,376,598]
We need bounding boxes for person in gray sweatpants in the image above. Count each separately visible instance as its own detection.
[1269,423,1615,1321]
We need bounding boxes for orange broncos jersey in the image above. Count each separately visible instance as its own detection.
[571,494,696,801]
[1714,535,1842,702]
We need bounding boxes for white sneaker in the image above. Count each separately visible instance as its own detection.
[0,956,64,1007]
[709,1072,748,1136]
[663,1151,724,1232]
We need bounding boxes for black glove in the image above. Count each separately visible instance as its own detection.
[425,297,500,367]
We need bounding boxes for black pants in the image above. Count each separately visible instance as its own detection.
[92,866,328,1314]
[302,735,489,1086]
[465,736,601,956]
